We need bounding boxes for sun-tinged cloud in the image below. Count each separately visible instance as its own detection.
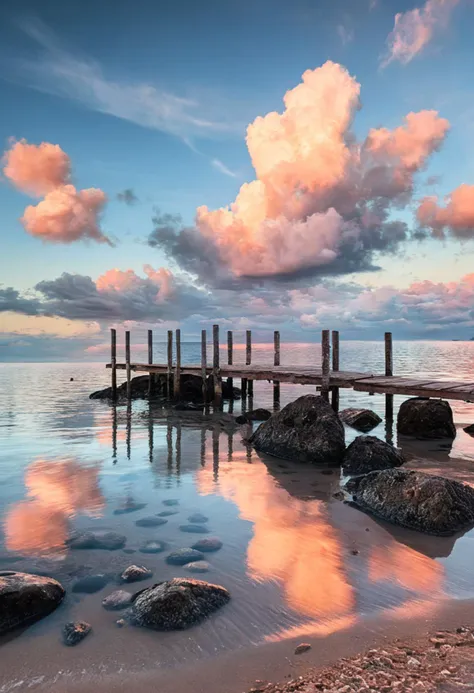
[2,139,71,195]
[95,265,175,303]
[0,311,101,338]
[381,0,459,67]
[417,184,474,238]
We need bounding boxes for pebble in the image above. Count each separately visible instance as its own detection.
[294,643,312,655]
[179,524,210,534]
[191,537,223,552]
[187,513,209,524]
[120,565,153,583]
[184,561,210,573]
[102,590,133,611]
[116,619,126,628]
[166,548,205,565]
[135,516,168,528]
[113,503,147,515]
[72,574,110,594]
[139,540,167,554]
[162,499,179,506]
[62,621,92,646]
[407,657,421,669]
[157,510,179,517]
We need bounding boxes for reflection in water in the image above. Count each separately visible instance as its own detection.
[368,543,444,593]
[5,458,104,556]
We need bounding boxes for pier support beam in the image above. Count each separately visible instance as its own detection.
[385,331,394,440]
[321,329,330,401]
[174,329,181,399]
[167,330,173,398]
[201,329,207,405]
[273,330,280,408]
[147,329,153,398]
[331,330,339,412]
[213,324,222,406]
[246,330,253,398]
[125,330,131,400]
[111,328,117,400]
[227,330,233,398]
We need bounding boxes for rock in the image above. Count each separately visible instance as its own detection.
[122,549,136,554]
[157,510,179,517]
[113,502,147,515]
[116,618,126,628]
[294,643,312,655]
[135,517,168,528]
[463,424,474,436]
[346,468,474,535]
[72,574,110,594]
[185,561,210,573]
[68,530,126,551]
[102,590,133,611]
[397,398,456,439]
[0,571,65,635]
[127,578,230,630]
[166,549,205,566]
[120,565,153,583]
[249,395,345,466]
[162,499,179,507]
[187,513,209,524]
[139,540,168,554]
[343,436,405,476]
[172,401,203,411]
[70,377,74,382]
[207,375,241,401]
[90,374,167,401]
[179,524,210,534]
[236,409,272,424]
[62,621,92,646]
[191,537,223,553]
[339,408,382,433]
[333,491,345,501]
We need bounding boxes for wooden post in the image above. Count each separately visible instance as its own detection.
[147,329,153,398]
[331,330,339,412]
[126,400,131,460]
[111,328,117,400]
[201,329,207,404]
[174,329,181,398]
[167,330,173,398]
[125,330,131,400]
[227,330,233,398]
[273,330,280,407]
[385,332,394,423]
[321,329,330,401]
[213,324,222,405]
[246,330,253,397]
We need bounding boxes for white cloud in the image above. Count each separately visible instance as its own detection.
[211,158,238,178]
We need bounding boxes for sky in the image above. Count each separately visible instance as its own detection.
[1,0,474,361]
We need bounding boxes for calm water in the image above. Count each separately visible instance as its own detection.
[1,341,474,691]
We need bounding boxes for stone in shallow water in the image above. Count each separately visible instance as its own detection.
[235,409,272,424]
[157,510,179,517]
[127,578,230,630]
[185,561,210,573]
[0,571,65,635]
[68,530,126,551]
[62,621,92,646]
[339,408,382,433]
[191,537,223,553]
[397,397,456,439]
[102,590,133,611]
[166,548,205,566]
[113,502,147,516]
[179,524,210,534]
[187,513,209,524]
[120,565,153,583]
[343,435,405,476]
[464,424,474,436]
[162,499,179,507]
[71,574,110,594]
[135,517,168,528]
[139,540,168,554]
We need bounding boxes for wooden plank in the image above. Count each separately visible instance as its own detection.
[354,376,440,387]
[444,384,474,394]
[419,381,474,391]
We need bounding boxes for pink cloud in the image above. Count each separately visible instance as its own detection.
[382,0,459,67]
[96,265,175,303]
[2,139,71,196]
[417,184,474,238]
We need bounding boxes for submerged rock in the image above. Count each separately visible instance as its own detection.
[191,537,223,553]
[187,513,209,524]
[135,516,168,528]
[162,499,179,507]
[62,621,92,646]
[102,590,133,611]
[346,468,474,535]
[249,395,345,466]
[340,408,382,433]
[72,574,110,594]
[157,510,180,517]
[113,502,147,516]
[90,375,163,401]
[343,436,405,476]
[127,578,230,630]
[0,571,65,635]
[120,565,153,583]
[235,409,272,424]
[139,540,167,554]
[397,398,456,439]
[179,524,210,534]
[68,530,126,551]
[185,561,210,573]
[166,549,205,566]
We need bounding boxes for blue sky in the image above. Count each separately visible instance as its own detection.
[1,0,474,360]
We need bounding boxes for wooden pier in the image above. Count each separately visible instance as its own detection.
[106,327,474,404]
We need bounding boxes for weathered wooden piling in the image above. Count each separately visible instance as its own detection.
[111,328,117,399]
[213,324,222,405]
[246,330,253,397]
[321,329,330,401]
[167,330,173,397]
[201,329,207,404]
[227,330,233,396]
[385,331,394,421]
[125,330,131,399]
[331,330,339,412]
[147,329,153,397]
[273,330,280,406]
[174,329,181,398]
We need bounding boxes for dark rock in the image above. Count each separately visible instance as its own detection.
[185,561,210,573]
[102,590,133,611]
[187,513,208,524]
[236,409,272,424]
[123,549,136,554]
[207,375,241,401]
[340,408,382,432]
[157,510,179,517]
[249,395,345,466]
[464,424,474,436]
[68,530,126,551]
[172,401,203,411]
[397,398,456,439]
[343,435,405,476]
[191,537,223,553]
[0,572,65,635]
[166,549,205,566]
[179,524,210,534]
[346,468,474,536]
[70,377,74,382]
[62,621,92,646]
[127,578,230,630]
[120,565,153,583]
[72,574,110,594]
[135,517,168,528]
[294,643,312,655]
[113,502,147,515]
[162,499,179,507]
[139,540,168,554]
[333,491,345,501]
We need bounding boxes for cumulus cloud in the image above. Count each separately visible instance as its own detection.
[117,188,138,205]
[381,0,459,67]
[149,62,449,284]
[417,184,474,238]
[2,139,110,245]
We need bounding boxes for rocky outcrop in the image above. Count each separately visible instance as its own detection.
[346,468,474,535]
[340,408,382,433]
[0,571,65,635]
[235,409,272,424]
[90,373,241,402]
[67,530,126,551]
[343,436,405,476]
[62,621,91,646]
[397,398,456,439]
[127,578,230,630]
[249,395,345,466]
